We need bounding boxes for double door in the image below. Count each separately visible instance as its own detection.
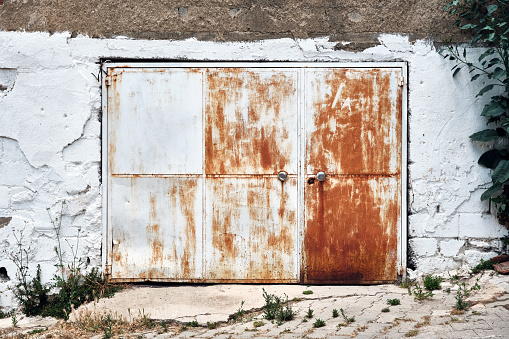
[105,63,404,284]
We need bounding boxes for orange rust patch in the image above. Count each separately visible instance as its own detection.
[205,69,297,175]
[307,69,401,175]
[304,176,399,283]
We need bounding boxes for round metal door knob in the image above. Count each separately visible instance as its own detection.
[316,171,326,182]
[278,171,288,182]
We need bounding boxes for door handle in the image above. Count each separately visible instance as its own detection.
[278,171,288,182]
[316,171,326,182]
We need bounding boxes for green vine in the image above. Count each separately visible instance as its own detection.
[441,0,509,227]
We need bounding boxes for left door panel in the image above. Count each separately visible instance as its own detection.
[108,69,203,280]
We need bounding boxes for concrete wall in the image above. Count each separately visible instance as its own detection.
[0,0,465,43]
[0,30,508,308]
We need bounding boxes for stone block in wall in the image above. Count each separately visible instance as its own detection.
[409,238,438,257]
[63,138,100,163]
[464,249,500,267]
[439,239,465,257]
[409,213,459,238]
[458,213,508,238]
[0,186,8,209]
[413,257,459,275]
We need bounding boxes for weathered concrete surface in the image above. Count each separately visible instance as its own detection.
[1,273,509,338]
[0,0,466,43]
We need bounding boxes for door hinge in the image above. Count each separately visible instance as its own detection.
[398,76,405,87]
[105,75,112,87]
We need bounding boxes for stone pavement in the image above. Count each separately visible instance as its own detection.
[1,272,509,338]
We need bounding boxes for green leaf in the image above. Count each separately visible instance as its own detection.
[492,160,509,184]
[470,129,499,141]
[479,149,504,169]
[487,4,498,16]
[460,23,476,29]
[471,74,482,81]
[481,183,502,201]
[493,67,506,79]
[478,49,495,62]
[476,84,495,97]
[453,67,461,77]
[481,101,506,117]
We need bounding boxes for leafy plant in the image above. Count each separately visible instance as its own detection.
[398,278,415,289]
[387,298,401,306]
[332,308,339,318]
[456,282,471,310]
[100,314,113,339]
[423,275,444,291]
[188,320,199,327]
[471,258,494,273]
[261,289,295,322]
[313,318,325,328]
[442,0,509,227]
[411,284,434,301]
[302,290,313,295]
[306,307,314,318]
[381,307,390,313]
[207,321,217,329]
[10,201,122,319]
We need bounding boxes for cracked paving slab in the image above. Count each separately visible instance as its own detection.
[1,273,509,338]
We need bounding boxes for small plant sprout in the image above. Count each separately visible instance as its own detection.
[423,275,444,291]
[455,283,470,311]
[411,284,434,301]
[332,308,339,318]
[231,301,245,322]
[253,321,264,328]
[340,308,355,324]
[381,307,390,313]
[387,298,401,306]
[188,320,199,327]
[303,290,313,295]
[11,314,18,328]
[306,308,314,318]
[207,321,217,329]
[313,318,326,328]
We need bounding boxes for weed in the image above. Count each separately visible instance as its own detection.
[471,259,494,274]
[100,314,113,339]
[261,289,295,322]
[387,298,400,306]
[302,290,313,295]
[306,308,314,318]
[302,318,308,322]
[423,275,444,291]
[340,308,355,324]
[181,325,188,331]
[161,321,168,332]
[207,321,217,329]
[188,320,199,327]
[231,300,245,322]
[28,328,47,334]
[398,278,415,289]
[313,318,325,328]
[332,308,339,318]
[0,309,14,319]
[455,283,470,311]
[411,284,433,301]
[11,314,18,328]
[293,297,302,302]
[405,329,419,337]
[451,317,460,322]
[10,202,123,319]
[276,319,283,326]
[471,310,481,315]
[381,307,390,313]
[253,321,264,328]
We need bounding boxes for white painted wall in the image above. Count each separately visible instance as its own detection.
[0,31,507,308]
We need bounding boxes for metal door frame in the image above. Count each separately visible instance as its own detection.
[101,62,408,282]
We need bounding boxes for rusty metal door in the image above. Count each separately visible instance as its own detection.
[303,68,403,284]
[103,63,405,284]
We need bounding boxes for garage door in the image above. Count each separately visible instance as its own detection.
[103,63,406,284]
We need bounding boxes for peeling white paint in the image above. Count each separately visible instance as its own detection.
[0,31,508,308]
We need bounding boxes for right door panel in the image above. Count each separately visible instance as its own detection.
[304,68,402,283]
